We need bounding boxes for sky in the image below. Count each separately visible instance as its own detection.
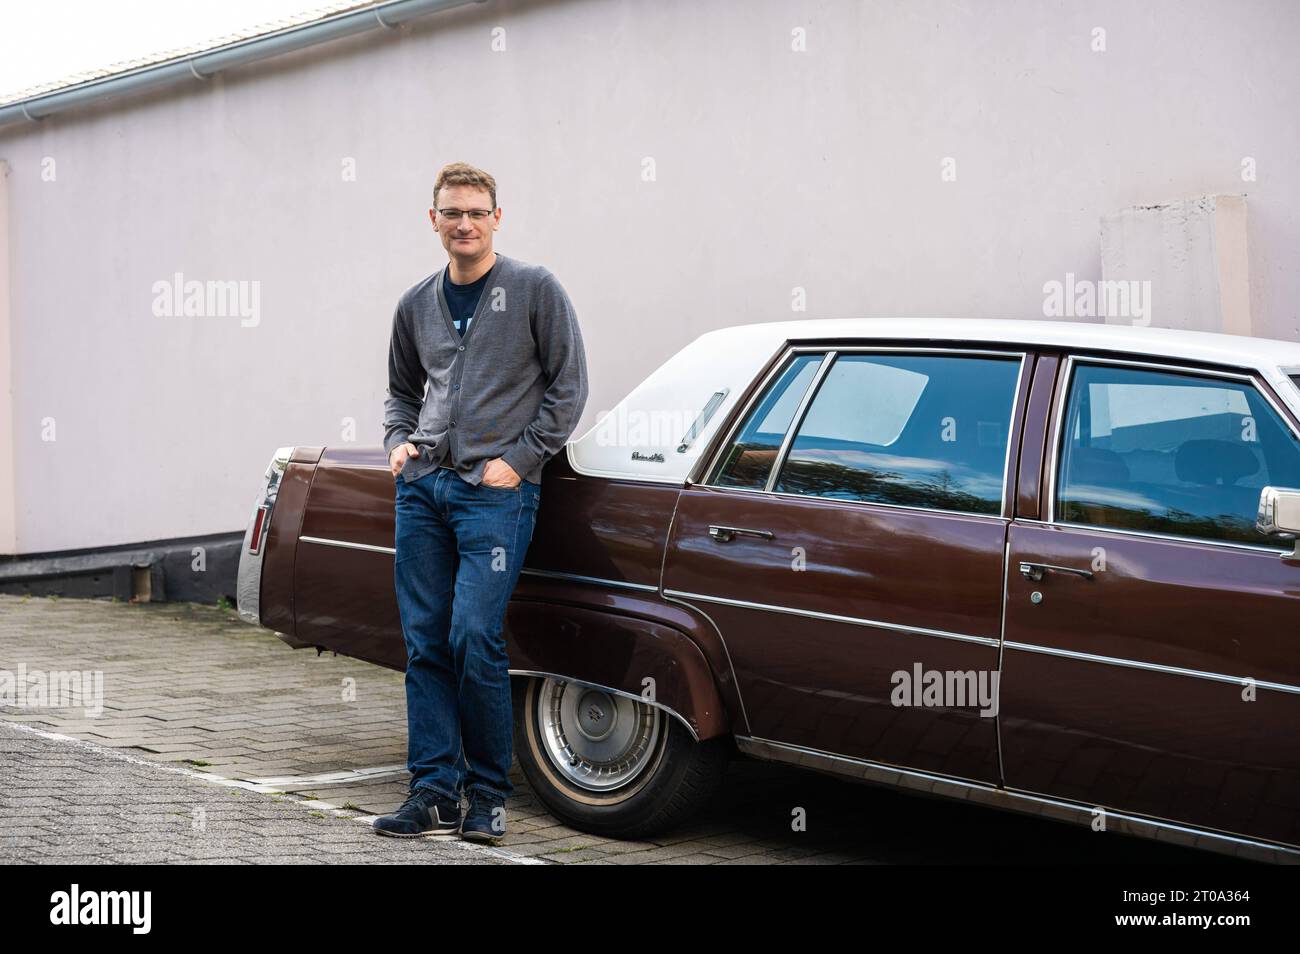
[0,0,328,99]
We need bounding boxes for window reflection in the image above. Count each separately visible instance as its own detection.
[774,354,1021,515]
[1057,364,1300,544]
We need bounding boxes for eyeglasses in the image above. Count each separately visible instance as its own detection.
[437,208,495,222]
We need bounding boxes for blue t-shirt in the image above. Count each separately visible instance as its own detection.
[443,267,490,336]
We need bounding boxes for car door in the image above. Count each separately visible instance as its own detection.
[1001,354,1300,847]
[662,343,1030,783]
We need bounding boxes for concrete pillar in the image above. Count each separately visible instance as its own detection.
[1100,194,1252,335]
[0,159,14,555]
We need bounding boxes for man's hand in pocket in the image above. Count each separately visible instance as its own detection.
[481,457,520,488]
[389,442,419,477]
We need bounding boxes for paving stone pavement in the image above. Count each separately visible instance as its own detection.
[0,719,506,864]
[0,594,1216,864]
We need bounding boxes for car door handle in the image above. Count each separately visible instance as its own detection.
[1018,561,1094,582]
[708,525,775,542]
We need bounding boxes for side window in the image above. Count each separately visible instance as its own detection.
[709,353,824,489]
[772,353,1022,515]
[1056,363,1300,545]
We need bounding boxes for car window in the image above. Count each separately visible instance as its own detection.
[710,353,824,489]
[1056,363,1300,545]
[772,353,1022,515]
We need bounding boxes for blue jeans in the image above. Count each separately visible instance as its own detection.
[393,465,541,803]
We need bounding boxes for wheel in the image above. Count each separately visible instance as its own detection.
[512,676,728,839]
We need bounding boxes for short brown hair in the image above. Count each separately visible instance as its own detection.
[433,162,497,209]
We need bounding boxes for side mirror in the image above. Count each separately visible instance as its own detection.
[1257,486,1300,559]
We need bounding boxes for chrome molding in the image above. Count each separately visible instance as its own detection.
[294,542,663,594]
[509,669,700,741]
[661,588,999,648]
[1000,354,1029,519]
[1002,640,1300,696]
[300,535,396,555]
[1013,516,1293,555]
[682,482,1013,523]
[735,735,1299,863]
[995,538,1011,784]
[518,567,660,592]
[656,590,754,737]
[676,388,730,454]
[763,351,836,492]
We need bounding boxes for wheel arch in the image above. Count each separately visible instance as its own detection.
[504,600,730,741]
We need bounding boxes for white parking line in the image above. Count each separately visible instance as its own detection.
[237,765,409,788]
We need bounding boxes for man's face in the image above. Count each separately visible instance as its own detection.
[429,185,500,262]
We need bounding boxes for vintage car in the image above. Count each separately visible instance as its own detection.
[237,318,1300,862]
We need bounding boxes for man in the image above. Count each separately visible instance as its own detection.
[374,162,588,842]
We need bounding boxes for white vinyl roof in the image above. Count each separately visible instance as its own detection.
[566,317,1300,485]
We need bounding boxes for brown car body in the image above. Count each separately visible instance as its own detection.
[237,318,1300,862]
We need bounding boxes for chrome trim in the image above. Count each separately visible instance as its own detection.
[290,545,665,594]
[676,388,730,453]
[1002,640,1300,696]
[509,670,700,741]
[1257,485,1300,559]
[534,677,664,791]
[1014,516,1294,555]
[707,525,774,542]
[1003,355,1030,518]
[695,344,1027,521]
[655,590,753,737]
[1018,561,1093,581]
[995,539,1010,785]
[300,535,396,555]
[763,350,836,492]
[661,588,999,648]
[236,446,295,627]
[1045,354,1300,551]
[519,567,661,592]
[682,482,1012,523]
[1257,485,1288,534]
[734,735,1299,863]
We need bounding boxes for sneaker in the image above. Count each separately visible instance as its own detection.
[373,787,461,838]
[460,791,507,843]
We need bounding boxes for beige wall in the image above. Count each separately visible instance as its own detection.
[1,0,1298,552]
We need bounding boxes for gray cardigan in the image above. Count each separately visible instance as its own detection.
[383,253,589,485]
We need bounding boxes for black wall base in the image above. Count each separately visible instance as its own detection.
[0,531,244,605]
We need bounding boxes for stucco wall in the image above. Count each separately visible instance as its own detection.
[0,0,1297,552]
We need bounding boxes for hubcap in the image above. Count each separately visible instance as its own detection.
[537,679,662,792]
